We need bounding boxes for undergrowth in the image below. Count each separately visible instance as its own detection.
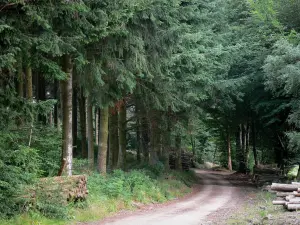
[0,168,196,225]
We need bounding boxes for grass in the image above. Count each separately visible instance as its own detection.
[0,169,196,225]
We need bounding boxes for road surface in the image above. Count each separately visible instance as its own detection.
[88,169,240,225]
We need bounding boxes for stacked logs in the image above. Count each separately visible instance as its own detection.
[271,182,300,211]
[169,149,192,171]
[36,175,88,202]
[252,164,282,186]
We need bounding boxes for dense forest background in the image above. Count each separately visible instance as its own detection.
[1,0,300,220]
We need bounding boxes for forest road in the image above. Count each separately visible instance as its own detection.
[89,169,240,225]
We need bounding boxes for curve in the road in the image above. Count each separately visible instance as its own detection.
[91,170,238,225]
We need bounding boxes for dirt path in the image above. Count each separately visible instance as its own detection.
[86,169,245,225]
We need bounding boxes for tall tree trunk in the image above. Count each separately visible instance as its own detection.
[118,103,127,169]
[141,116,150,163]
[79,92,87,158]
[245,122,250,167]
[98,107,109,174]
[227,127,232,171]
[59,55,73,176]
[17,62,24,98]
[242,123,246,163]
[54,80,59,127]
[87,96,94,169]
[16,60,24,126]
[95,108,99,145]
[25,65,33,100]
[37,74,47,124]
[175,135,182,170]
[72,73,78,156]
[149,120,159,166]
[136,108,141,163]
[252,120,258,166]
[109,108,119,170]
[236,125,243,172]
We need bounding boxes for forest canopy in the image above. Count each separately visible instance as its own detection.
[1,0,300,219]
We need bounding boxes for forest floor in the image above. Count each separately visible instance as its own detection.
[81,169,300,225]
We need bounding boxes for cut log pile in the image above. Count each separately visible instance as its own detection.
[28,175,88,203]
[271,182,300,211]
[252,164,282,186]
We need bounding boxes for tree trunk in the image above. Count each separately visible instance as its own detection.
[25,65,33,100]
[79,92,87,158]
[54,80,59,127]
[37,74,47,124]
[95,108,99,145]
[136,109,141,163]
[72,73,78,156]
[98,107,109,174]
[141,116,150,163]
[17,61,24,98]
[149,120,159,166]
[175,135,182,170]
[252,119,258,166]
[227,128,232,171]
[245,122,250,167]
[59,55,73,176]
[109,108,119,170]
[118,103,127,169]
[87,96,94,169]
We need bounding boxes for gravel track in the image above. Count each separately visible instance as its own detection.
[86,169,240,225]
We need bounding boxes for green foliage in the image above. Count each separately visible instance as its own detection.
[88,169,169,203]
[0,132,40,218]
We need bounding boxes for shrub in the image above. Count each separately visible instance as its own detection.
[0,132,40,218]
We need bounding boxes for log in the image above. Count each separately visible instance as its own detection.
[287,204,300,211]
[289,198,300,204]
[286,195,296,201]
[273,200,287,205]
[292,182,300,185]
[271,183,300,192]
[277,192,293,197]
[293,191,300,197]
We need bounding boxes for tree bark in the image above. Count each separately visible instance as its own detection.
[60,55,73,176]
[136,108,141,163]
[72,73,78,156]
[109,107,119,170]
[118,103,127,169]
[79,92,87,158]
[95,108,99,145]
[25,65,33,100]
[98,107,109,174]
[54,80,59,127]
[227,127,232,171]
[17,61,24,98]
[245,122,250,167]
[37,74,47,124]
[141,116,150,163]
[175,135,182,170]
[87,95,94,169]
[252,119,258,166]
[149,120,159,166]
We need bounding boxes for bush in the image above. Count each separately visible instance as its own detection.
[0,132,40,218]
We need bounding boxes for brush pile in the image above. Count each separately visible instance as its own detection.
[271,182,300,211]
[27,175,89,203]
